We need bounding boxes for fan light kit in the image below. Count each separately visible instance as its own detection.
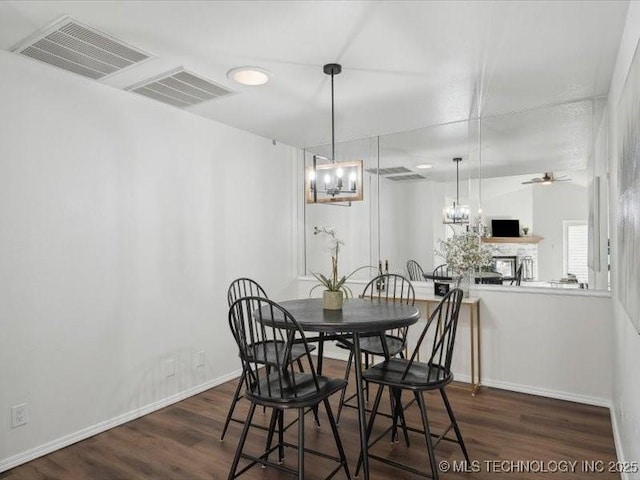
[416,163,433,169]
[521,172,571,185]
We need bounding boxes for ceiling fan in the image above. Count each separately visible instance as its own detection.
[521,172,571,185]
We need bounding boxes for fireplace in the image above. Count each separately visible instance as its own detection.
[492,256,517,280]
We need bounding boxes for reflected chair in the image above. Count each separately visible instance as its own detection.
[221,278,316,441]
[432,264,454,280]
[356,288,469,480]
[406,260,425,282]
[336,274,415,426]
[510,264,524,286]
[227,296,350,480]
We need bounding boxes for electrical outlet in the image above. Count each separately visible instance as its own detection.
[164,359,176,378]
[195,351,205,368]
[11,404,28,428]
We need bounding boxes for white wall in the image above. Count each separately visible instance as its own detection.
[295,278,612,405]
[481,174,534,233]
[303,140,378,281]
[305,196,374,280]
[464,287,611,404]
[379,179,439,276]
[0,51,298,470]
[533,182,588,281]
[607,1,640,473]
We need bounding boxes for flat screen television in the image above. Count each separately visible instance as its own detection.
[491,219,520,237]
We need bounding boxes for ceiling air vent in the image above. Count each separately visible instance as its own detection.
[387,174,426,181]
[365,166,413,176]
[127,68,234,108]
[12,16,151,80]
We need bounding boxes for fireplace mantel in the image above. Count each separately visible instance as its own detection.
[482,235,544,244]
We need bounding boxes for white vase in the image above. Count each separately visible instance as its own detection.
[323,290,344,310]
[456,273,471,298]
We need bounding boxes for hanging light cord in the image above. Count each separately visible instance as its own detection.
[455,158,460,205]
[331,70,335,162]
[456,159,459,204]
[323,63,341,161]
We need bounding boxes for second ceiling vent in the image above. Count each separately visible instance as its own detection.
[387,174,426,181]
[127,68,234,108]
[365,166,413,176]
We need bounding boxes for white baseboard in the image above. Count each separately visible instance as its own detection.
[0,369,242,474]
[462,376,612,408]
[323,351,611,408]
[610,407,629,480]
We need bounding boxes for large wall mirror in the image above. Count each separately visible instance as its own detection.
[377,120,474,276]
[301,97,610,292]
[476,99,609,291]
[303,137,380,282]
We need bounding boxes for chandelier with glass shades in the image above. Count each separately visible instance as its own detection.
[443,157,470,224]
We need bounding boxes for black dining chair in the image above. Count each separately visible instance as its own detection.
[221,278,316,441]
[406,259,425,282]
[336,274,415,426]
[227,296,350,480]
[355,288,469,480]
[227,277,268,306]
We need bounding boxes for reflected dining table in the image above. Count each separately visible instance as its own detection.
[423,271,504,285]
[262,297,421,480]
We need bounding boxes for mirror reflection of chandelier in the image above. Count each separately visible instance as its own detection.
[443,157,470,224]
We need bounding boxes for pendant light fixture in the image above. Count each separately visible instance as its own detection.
[443,157,470,224]
[306,63,363,204]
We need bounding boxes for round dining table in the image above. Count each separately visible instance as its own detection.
[263,297,421,480]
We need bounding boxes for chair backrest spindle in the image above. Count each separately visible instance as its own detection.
[511,264,524,286]
[228,296,320,402]
[362,274,415,343]
[432,264,454,280]
[401,288,463,381]
[362,273,415,305]
[227,277,268,306]
[406,260,425,282]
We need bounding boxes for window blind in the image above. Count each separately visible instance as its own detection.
[567,224,588,284]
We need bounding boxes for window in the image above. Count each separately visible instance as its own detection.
[563,221,588,284]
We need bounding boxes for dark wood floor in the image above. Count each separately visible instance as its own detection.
[1,358,618,480]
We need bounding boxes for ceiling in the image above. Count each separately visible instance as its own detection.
[307,97,605,181]
[0,0,629,165]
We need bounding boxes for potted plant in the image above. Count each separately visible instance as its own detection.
[435,232,494,296]
[310,226,372,310]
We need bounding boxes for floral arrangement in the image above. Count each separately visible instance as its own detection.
[436,232,493,275]
[310,226,371,297]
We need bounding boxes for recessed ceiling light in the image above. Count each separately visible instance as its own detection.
[227,66,271,86]
[416,163,432,169]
